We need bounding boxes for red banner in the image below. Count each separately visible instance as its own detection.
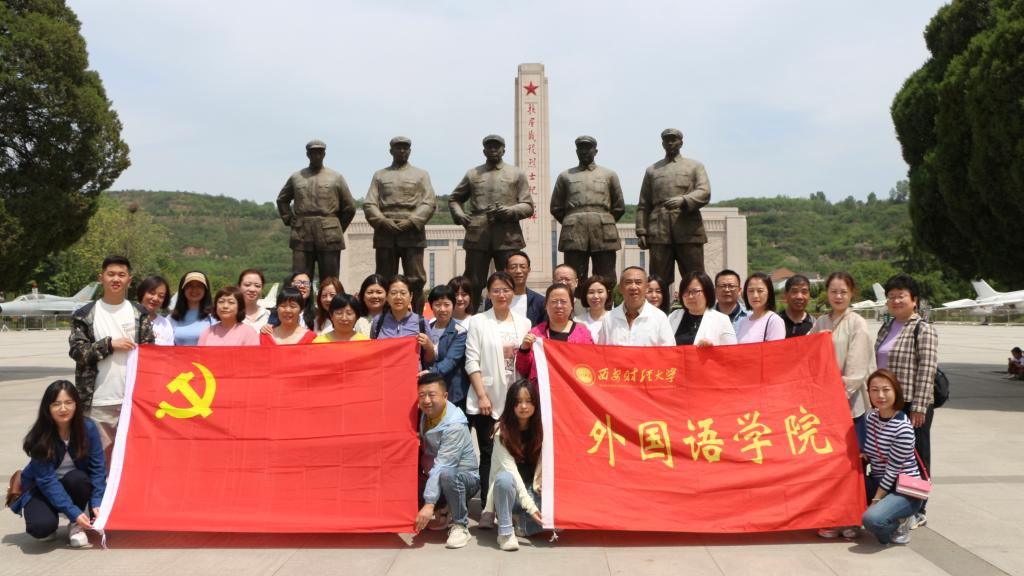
[535,333,865,533]
[96,338,420,533]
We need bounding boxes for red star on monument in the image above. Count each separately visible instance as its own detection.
[524,81,539,95]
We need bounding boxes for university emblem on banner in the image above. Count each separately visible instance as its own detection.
[574,364,595,386]
[155,362,217,420]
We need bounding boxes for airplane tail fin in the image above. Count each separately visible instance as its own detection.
[971,279,999,299]
[872,283,885,303]
[72,282,99,301]
[264,283,279,302]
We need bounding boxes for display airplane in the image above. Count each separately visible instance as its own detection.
[851,283,886,311]
[0,283,98,316]
[941,280,1024,311]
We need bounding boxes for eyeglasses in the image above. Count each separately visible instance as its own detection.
[292,280,311,287]
[683,289,704,297]
[548,299,571,308]
[716,284,739,291]
[50,400,76,410]
[491,288,513,295]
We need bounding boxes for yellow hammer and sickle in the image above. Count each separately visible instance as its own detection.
[154,362,216,419]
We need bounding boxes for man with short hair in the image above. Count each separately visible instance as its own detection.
[782,275,815,338]
[69,255,155,462]
[415,373,479,549]
[552,263,586,319]
[598,266,674,346]
[713,269,747,330]
[486,251,546,325]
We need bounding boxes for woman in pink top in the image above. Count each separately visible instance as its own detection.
[198,287,259,346]
[736,272,786,343]
[516,283,594,383]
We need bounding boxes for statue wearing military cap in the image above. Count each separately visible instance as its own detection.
[550,135,625,287]
[636,129,711,289]
[363,136,436,312]
[449,134,534,299]
[276,139,357,282]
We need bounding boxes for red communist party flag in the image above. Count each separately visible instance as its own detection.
[95,338,420,533]
[534,333,865,533]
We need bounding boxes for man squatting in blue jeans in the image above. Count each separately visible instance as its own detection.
[415,373,480,549]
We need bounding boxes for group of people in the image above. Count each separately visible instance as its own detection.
[8,252,939,551]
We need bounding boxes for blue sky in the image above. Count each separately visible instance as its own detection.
[70,0,948,205]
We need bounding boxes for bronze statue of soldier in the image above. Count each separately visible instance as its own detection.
[636,128,711,289]
[276,140,357,281]
[449,134,534,300]
[363,136,436,312]
[550,135,625,287]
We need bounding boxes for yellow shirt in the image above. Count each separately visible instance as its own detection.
[312,331,368,343]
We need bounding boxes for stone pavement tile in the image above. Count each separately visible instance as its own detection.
[704,547,835,576]
[386,529,503,576]
[274,547,400,576]
[968,546,1024,576]
[926,496,1017,550]
[811,539,950,575]
[604,547,722,576]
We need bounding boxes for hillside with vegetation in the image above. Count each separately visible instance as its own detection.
[23,187,971,306]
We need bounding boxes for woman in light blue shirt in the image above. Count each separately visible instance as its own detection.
[169,271,215,346]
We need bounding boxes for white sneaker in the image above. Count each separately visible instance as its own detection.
[497,533,520,551]
[68,524,90,548]
[817,527,840,539]
[908,512,927,530]
[445,524,471,549]
[477,511,495,529]
[890,518,911,545]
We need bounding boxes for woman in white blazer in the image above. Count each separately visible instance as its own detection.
[465,270,532,507]
[668,271,737,346]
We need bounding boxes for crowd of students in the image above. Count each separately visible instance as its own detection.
[8,252,939,550]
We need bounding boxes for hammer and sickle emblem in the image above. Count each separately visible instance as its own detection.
[154,362,217,420]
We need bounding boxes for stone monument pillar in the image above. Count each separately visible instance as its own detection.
[514,63,555,290]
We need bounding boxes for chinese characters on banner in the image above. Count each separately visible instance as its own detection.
[535,333,866,533]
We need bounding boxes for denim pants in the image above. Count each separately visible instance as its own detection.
[492,471,543,537]
[861,476,924,544]
[438,467,480,527]
[23,469,92,539]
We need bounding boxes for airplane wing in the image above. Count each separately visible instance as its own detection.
[941,299,984,310]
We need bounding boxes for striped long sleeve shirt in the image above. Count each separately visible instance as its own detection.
[864,409,921,490]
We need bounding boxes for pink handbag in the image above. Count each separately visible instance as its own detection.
[895,450,931,500]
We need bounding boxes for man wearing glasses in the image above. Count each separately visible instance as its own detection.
[713,269,747,330]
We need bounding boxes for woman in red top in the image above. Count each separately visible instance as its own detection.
[516,283,594,383]
[260,287,316,345]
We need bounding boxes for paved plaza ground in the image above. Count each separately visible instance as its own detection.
[0,324,1021,576]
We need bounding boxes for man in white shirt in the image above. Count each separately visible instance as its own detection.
[599,266,675,346]
[69,255,154,462]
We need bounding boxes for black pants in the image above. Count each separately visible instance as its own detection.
[291,249,340,282]
[24,469,91,539]
[904,404,935,512]
[563,250,618,289]
[648,243,704,289]
[375,246,426,313]
[468,413,495,507]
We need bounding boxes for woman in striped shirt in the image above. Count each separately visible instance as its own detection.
[861,369,924,545]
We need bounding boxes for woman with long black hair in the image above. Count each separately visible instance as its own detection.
[481,380,544,551]
[8,381,105,548]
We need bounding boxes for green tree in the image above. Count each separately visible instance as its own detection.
[34,195,169,296]
[0,0,130,293]
[891,0,1024,285]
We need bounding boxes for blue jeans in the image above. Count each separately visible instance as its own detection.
[438,467,479,527]
[492,471,543,537]
[861,477,924,544]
